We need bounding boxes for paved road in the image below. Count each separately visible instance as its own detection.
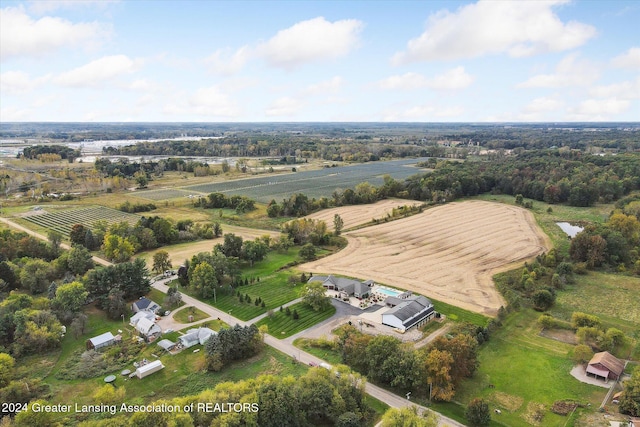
[1,216,466,426]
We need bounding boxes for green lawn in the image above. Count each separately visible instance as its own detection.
[455,310,605,427]
[173,306,209,324]
[431,298,489,327]
[293,337,343,365]
[181,250,308,321]
[256,302,336,338]
[552,271,640,332]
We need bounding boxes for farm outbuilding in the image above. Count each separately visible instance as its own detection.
[157,339,176,352]
[135,317,161,340]
[381,295,435,332]
[86,332,115,350]
[586,351,624,381]
[135,360,164,379]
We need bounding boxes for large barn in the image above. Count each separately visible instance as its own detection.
[381,295,435,332]
[586,351,625,381]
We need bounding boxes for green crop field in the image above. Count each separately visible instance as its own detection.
[21,205,140,235]
[181,158,428,203]
[134,188,203,201]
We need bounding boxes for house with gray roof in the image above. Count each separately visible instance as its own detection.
[130,310,155,327]
[308,275,373,298]
[177,327,216,349]
[132,297,160,314]
[381,295,435,332]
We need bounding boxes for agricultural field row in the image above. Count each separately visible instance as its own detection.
[179,158,428,203]
[134,187,202,201]
[21,206,140,235]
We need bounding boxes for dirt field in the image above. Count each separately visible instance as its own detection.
[303,199,423,231]
[301,200,551,316]
[139,224,280,269]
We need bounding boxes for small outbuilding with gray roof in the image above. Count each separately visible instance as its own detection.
[87,332,116,350]
[381,295,435,332]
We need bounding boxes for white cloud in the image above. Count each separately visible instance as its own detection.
[382,104,464,121]
[392,0,596,63]
[0,6,108,61]
[589,77,640,99]
[303,76,344,95]
[205,46,252,75]
[55,55,140,87]
[188,86,241,117]
[611,47,640,70]
[569,98,631,119]
[27,0,118,14]
[265,97,304,116]
[522,96,563,113]
[517,54,598,88]
[0,71,51,95]
[378,67,474,90]
[0,106,33,121]
[258,17,363,69]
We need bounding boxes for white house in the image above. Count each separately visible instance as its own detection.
[178,327,216,348]
[130,311,155,327]
[381,296,435,332]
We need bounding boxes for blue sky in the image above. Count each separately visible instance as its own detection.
[1,0,638,122]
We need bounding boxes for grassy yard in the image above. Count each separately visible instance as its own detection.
[173,306,209,324]
[455,309,606,427]
[431,298,489,327]
[293,338,343,365]
[181,249,308,321]
[552,271,640,332]
[256,302,336,338]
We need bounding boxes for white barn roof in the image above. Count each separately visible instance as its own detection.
[89,332,115,347]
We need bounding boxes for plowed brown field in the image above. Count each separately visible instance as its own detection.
[304,199,423,231]
[301,200,551,316]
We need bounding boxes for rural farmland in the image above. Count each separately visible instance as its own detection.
[20,206,140,235]
[303,198,424,231]
[134,158,428,203]
[301,200,551,316]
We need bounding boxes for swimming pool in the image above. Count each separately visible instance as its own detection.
[377,287,402,297]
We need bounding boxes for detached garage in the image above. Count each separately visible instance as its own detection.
[135,360,164,379]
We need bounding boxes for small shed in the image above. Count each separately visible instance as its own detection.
[157,339,176,352]
[135,360,164,379]
[87,332,115,350]
[587,351,625,381]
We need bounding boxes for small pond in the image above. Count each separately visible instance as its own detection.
[556,222,584,238]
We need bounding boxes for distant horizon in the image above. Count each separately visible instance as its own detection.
[1,1,638,122]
